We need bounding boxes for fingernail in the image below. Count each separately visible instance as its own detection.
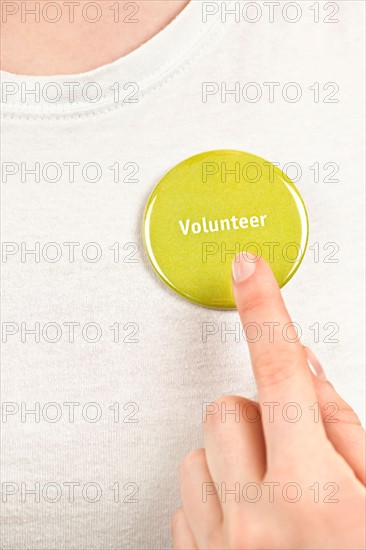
[304,346,327,381]
[232,252,258,283]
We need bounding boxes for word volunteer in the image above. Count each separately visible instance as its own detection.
[178,214,268,236]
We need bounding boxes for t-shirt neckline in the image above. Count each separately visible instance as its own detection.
[0,0,221,118]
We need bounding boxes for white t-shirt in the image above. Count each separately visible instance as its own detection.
[1,1,364,548]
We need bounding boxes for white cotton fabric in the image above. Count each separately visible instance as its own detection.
[1,1,365,548]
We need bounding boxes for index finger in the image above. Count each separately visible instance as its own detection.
[231,252,326,458]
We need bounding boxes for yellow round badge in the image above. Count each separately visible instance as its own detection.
[143,150,309,309]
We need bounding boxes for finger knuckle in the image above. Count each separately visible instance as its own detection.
[255,351,300,389]
[180,448,205,474]
[238,295,265,322]
[227,520,265,550]
[204,395,256,428]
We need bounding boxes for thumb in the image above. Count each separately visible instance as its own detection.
[305,347,366,485]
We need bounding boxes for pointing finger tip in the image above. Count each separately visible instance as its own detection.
[232,251,260,285]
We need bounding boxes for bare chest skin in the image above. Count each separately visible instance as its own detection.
[0,0,190,75]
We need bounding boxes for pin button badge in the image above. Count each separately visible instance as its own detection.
[143,150,309,309]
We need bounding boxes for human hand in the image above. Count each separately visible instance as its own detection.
[173,253,366,550]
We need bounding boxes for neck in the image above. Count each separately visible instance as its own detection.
[0,0,190,76]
